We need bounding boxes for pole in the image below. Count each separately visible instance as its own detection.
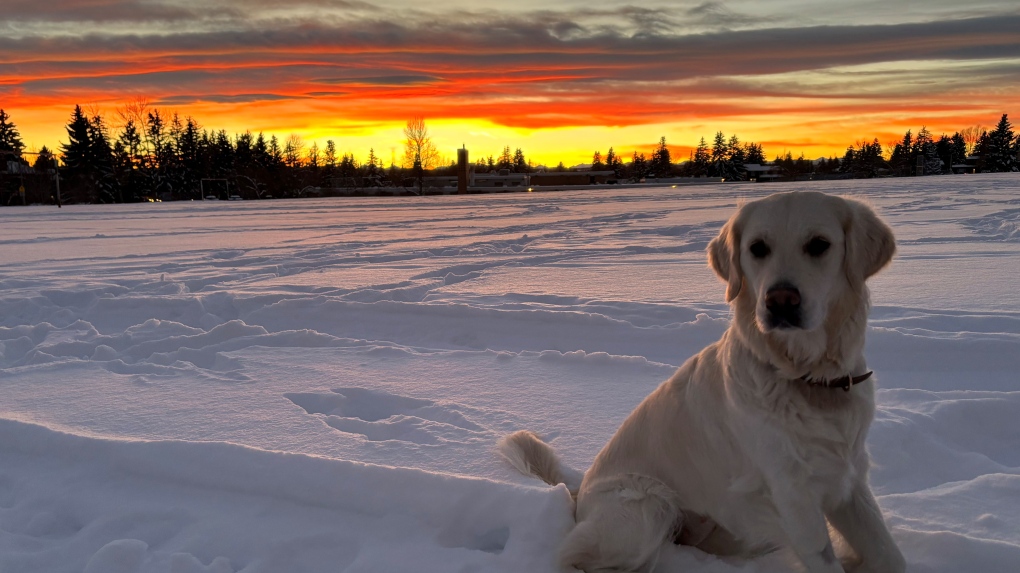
[54,157,61,208]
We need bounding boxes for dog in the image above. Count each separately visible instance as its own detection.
[499,191,905,573]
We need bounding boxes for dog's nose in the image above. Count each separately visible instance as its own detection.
[765,283,801,328]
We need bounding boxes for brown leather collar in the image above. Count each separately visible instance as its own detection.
[800,371,873,392]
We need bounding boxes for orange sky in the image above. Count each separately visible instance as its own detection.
[3,1,1019,166]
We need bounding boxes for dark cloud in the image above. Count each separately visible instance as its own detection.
[0,0,375,24]
[3,10,1018,76]
[154,93,297,105]
[313,75,445,86]
[1,0,230,23]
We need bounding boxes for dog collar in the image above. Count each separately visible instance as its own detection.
[800,371,873,392]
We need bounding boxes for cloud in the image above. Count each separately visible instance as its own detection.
[154,93,297,105]
[2,1,1019,144]
[313,75,445,86]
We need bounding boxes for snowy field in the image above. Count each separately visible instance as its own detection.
[1,175,1019,573]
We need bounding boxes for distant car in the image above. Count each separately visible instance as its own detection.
[228,195,243,201]
[204,196,219,200]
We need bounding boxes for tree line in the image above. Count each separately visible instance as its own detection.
[1,104,1018,206]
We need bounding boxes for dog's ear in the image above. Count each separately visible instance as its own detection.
[708,215,743,302]
[843,198,896,283]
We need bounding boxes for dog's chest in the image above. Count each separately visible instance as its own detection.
[762,385,868,493]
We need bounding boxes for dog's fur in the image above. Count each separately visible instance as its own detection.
[498,191,905,573]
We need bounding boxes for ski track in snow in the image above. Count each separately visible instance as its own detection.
[1,175,1019,572]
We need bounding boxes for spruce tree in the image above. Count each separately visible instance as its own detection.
[725,134,745,180]
[915,127,942,175]
[62,105,91,171]
[513,148,527,172]
[651,136,671,177]
[32,146,54,171]
[744,142,765,165]
[630,152,647,179]
[987,114,1016,172]
[0,109,26,164]
[366,148,379,178]
[497,146,513,171]
[87,113,121,202]
[890,130,913,176]
[605,147,619,175]
[949,133,967,170]
[692,137,710,176]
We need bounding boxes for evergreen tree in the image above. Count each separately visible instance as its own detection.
[60,105,93,203]
[743,142,765,165]
[591,150,604,170]
[842,139,885,178]
[0,109,26,164]
[366,148,380,178]
[605,147,621,175]
[949,132,968,171]
[709,132,725,161]
[62,105,91,170]
[339,153,358,179]
[497,146,513,171]
[914,127,942,175]
[268,135,283,166]
[935,135,954,174]
[307,142,321,169]
[889,130,914,176]
[323,140,337,168]
[708,132,740,178]
[32,146,54,171]
[973,131,991,171]
[513,148,528,172]
[630,152,647,180]
[724,134,746,180]
[88,113,121,202]
[986,113,1016,172]
[118,120,143,170]
[650,136,672,177]
[692,137,711,176]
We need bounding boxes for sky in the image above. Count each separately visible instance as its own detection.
[2,0,1020,166]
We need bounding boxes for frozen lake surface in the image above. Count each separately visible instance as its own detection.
[1,175,1019,572]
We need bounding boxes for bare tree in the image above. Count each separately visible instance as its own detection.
[402,116,439,170]
[960,125,986,155]
[284,134,304,168]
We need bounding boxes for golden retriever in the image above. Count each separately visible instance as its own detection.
[499,191,905,573]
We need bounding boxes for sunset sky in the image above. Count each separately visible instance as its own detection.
[2,0,1020,166]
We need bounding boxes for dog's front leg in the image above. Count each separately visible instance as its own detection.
[767,480,845,573]
[827,481,905,573]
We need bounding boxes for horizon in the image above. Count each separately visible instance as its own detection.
[3,1,1020,165]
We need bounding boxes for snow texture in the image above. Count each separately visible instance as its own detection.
[1,174,1019,572]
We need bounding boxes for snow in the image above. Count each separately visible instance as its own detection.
[1,174,1019,572]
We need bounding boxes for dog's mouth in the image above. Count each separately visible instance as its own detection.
[763,309,803,331]
[766,315,803,330]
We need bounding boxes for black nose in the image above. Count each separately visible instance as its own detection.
[765,282,802,329]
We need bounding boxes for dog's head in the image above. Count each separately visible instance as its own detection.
[708,192,894,353]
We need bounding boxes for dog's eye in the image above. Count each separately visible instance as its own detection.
[805,237,830,257]
[749,240,770,259]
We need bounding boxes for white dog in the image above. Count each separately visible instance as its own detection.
[499,191,905,573]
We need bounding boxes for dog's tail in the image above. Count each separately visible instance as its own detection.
[497,430,584,494]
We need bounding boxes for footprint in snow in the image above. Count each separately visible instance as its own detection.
[285,387,488,445]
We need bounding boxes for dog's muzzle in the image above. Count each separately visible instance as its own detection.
[765,282,802,329]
